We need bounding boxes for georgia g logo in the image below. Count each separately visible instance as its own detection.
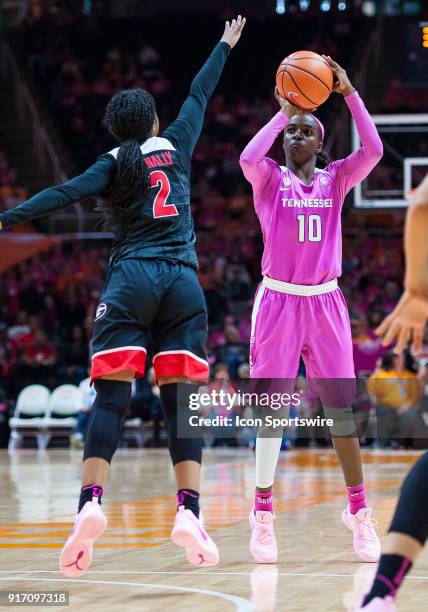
[95,303,108,321]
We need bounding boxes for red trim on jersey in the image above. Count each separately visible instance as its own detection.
[153,351,209,383]
[91,348,146,383]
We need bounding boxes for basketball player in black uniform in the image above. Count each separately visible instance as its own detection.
[358,174,428,611]
[0,15,246,574]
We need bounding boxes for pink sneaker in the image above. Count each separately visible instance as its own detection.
[342,506,381,563]
[171,506,219,567]
[60,501,107,577]
[249,510,278,564]
[358,596,396,611]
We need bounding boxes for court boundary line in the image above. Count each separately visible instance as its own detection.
[0,570,427,580]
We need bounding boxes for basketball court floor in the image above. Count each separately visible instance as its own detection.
[1,448,427,611]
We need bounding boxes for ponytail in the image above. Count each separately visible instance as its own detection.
[98,139,150,236]
[316,150,332,169]
[97,89,156,237]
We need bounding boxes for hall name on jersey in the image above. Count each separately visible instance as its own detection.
[282,198,333,208]
[144,151,173,169]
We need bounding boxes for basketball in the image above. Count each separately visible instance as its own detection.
[276,50,334,110]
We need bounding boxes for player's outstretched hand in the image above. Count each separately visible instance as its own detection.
[274,87,309,117]
[375,291,428,354]
[322,55,355,97]
[221,15,246,49]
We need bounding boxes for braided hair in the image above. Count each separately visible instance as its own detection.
[316,150,332,169]
[97,89,156,236]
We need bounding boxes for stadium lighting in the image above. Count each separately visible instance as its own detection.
[362,1,375,16]
[320,0,331,11]
[276,0,286,14]
[299,0,310,9]
[83,0,92,15]
[338,1,347,10]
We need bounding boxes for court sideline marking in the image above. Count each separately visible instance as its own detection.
[0,570,427,580]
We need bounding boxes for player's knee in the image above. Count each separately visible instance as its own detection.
[256,404,290,438]
[323,405,357,437]
[84,379,132,463]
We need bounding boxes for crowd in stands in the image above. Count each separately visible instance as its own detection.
[382,79,428,114]
[0,234,413,387]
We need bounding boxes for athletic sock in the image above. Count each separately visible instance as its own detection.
[177,489,200,518]
[254,489,273,513]
[346,483,366,514]
[362,554,412,606]
[78,484,103,513]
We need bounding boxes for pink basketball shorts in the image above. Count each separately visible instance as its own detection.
[250,276,356,406]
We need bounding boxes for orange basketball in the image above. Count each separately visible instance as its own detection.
[276,50,333,110]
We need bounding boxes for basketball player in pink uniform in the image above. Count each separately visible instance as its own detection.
[240,56,383,564]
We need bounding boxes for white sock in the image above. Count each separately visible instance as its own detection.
[255,436,283,488]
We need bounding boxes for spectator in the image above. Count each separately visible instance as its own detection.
[71,373,95,449]
[19,329,58,384]
[58,325,89,383]
[368,351,422,448]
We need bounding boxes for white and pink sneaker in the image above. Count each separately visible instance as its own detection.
[358,596,396,611]
[249,510,278,564]
[171,506,219,567]
[60,501,107,577]
[342,506,381,563]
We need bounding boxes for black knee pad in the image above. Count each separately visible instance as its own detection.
[83,379,131,463]
[389,451,428,546]
[160,382,202,466]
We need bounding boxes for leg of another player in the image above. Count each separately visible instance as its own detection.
[360,452,428,610]
[159,375,219,566]
[60,369,134,577]
[325,405,381,563]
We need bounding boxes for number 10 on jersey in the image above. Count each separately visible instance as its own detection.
[297,214,322,243]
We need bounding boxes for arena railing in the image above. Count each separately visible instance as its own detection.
[0,42,67,186]
[0,42,101,234]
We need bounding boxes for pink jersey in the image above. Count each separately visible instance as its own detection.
[240,92,383,285]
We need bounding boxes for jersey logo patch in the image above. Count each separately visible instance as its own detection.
[280,176,292,191]
[95,303,108,321]
[320,176,329,185]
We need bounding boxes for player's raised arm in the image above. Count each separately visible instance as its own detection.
[163,15,245,161]
[239,89,305,192]
[322,56,383,192]
[0,154,115,230]
[375,175,428,354]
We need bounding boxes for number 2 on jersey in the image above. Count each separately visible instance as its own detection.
[297,214,322,243]
[151,170,178,218]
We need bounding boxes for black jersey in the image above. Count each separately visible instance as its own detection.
[0,42,231,270]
